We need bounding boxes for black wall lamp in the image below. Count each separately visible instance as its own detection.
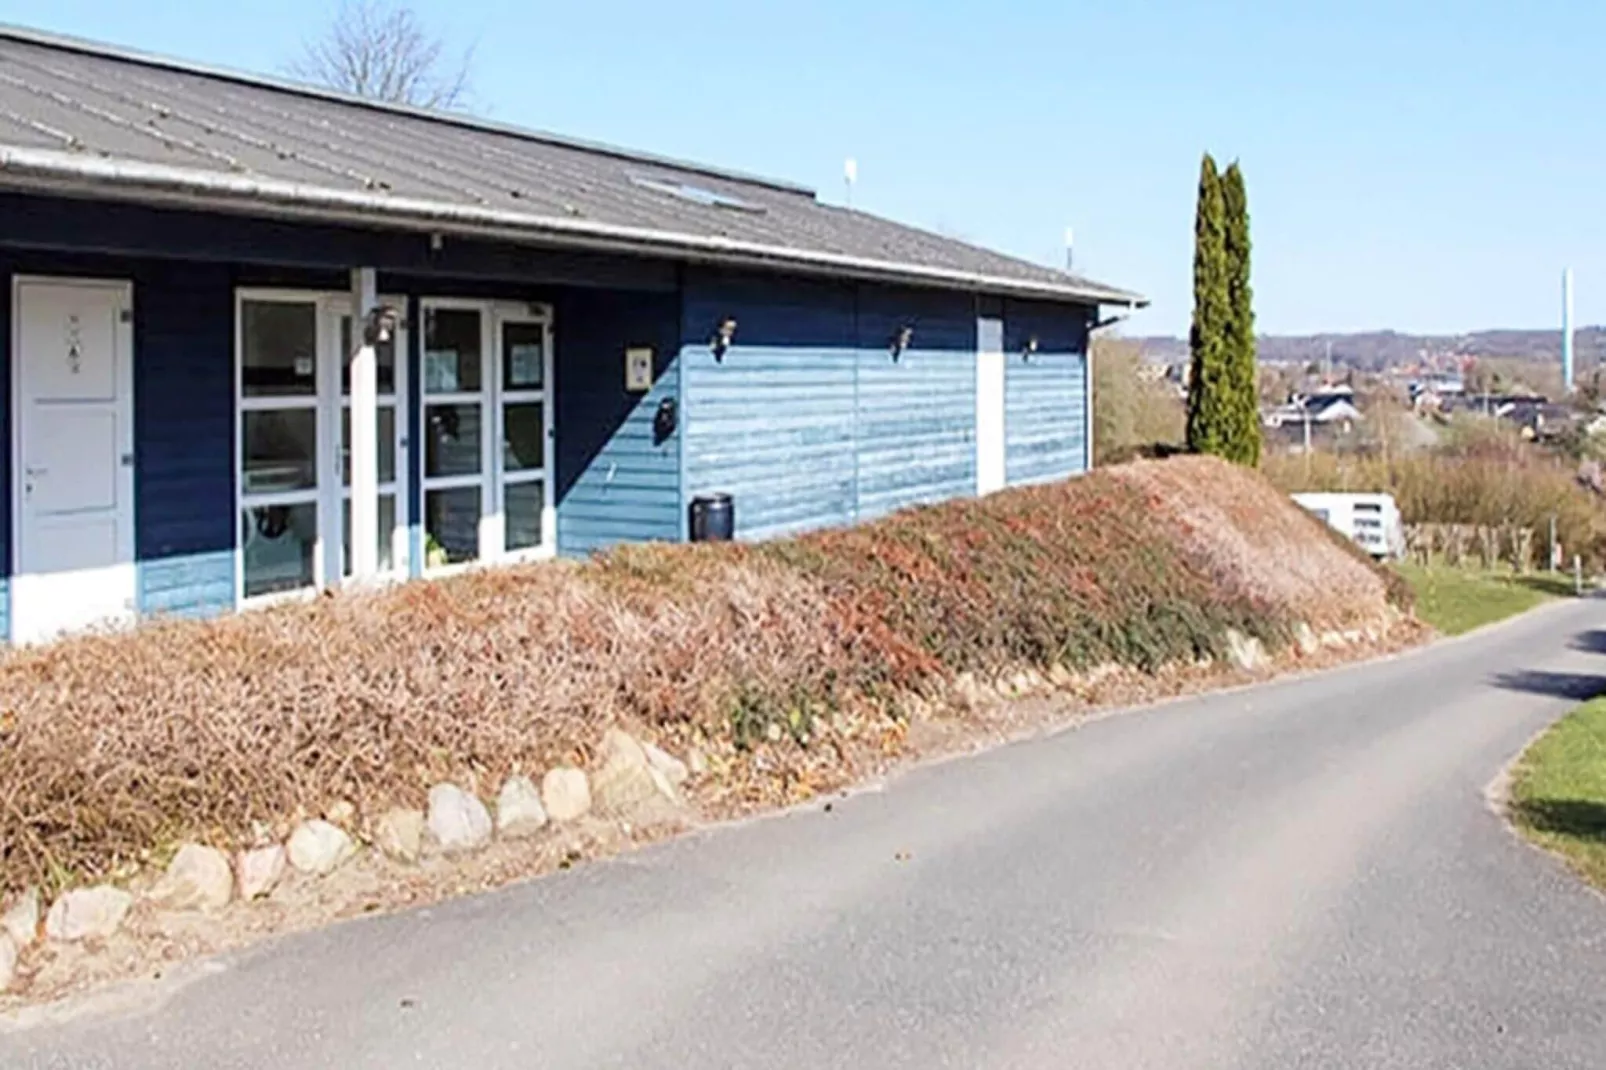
[363,304,401,345]
[1023,334,1040,361]
[891,324,914,360]
[712,317,738,361]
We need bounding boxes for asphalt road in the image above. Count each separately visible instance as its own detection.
[8,599,1606,1069]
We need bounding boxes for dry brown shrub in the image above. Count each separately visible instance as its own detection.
[1111,458,1389,631]
[0,456,1403,893]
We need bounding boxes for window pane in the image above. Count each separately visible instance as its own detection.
[242,409,317,494]
[241,301,317,398]
[242,503,317,598]
[340,316,398,395]
[424,307,482,393]
[342,493,397,575]
[425,403,482,477]
[502,322,545,390]
[502,403,545,471]
[426,487,480,566]
[341,405,396,485]
[506,481,545,551]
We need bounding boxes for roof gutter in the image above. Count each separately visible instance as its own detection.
[0,146,1148,307]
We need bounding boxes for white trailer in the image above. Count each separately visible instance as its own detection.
[1291,492,1406,560]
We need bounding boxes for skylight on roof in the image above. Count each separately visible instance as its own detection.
[629,174,766,213]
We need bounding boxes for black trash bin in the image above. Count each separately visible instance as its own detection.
[689,493,735,542]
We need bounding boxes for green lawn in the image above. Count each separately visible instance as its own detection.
[1510,697,1606,891]
[1394,563,1571,636]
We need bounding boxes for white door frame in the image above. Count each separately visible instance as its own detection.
[975,316,1006,495]
[418,297,557,575]
[233,288,410,607]
[490,302,557,563]
[10,275,137,642]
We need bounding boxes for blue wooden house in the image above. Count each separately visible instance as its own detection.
[0,25,1144,643]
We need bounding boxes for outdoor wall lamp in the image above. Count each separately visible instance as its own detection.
[712,317,738,361]
[1023,334,1040,361]
[364,304,400,345]
[891,324,914,360]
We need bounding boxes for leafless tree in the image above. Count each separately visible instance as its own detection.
[290,0,474,110]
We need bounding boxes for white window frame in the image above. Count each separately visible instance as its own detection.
[234,288,410,608]
[418,298,556,576]
[491,303,557,564]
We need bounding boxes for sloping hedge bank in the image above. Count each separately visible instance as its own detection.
[0,456,1405,892]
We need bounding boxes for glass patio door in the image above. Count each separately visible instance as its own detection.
[419,300,554,571]
[237,291,409,604]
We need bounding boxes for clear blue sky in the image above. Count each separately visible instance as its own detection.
[2,0,1602,336]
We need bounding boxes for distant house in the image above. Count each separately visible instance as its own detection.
[0,26,1147,642]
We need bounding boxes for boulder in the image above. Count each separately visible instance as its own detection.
[151,844,234,912]
[2,887,40,949]
[642,742,689,788]
[45,885,133,943]
[496,776,549,839]
[1224,628,1266,672]
[591,729,677,814]
[1294,622,1320,657]
[373,808,425,864]
[427,783,492,853]
[287,819,357,876]
[541,767,592,823]
[0,933,15,993]
[237,845,288,900]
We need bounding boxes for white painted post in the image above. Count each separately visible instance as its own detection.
[348,267,380,582]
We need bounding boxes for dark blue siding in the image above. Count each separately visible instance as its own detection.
[681,270,858,540]
[555,289,683,555]
[854,287,976,521]
[0,263,10,639]
[1003,300,1094,487]
[134,263,237,618]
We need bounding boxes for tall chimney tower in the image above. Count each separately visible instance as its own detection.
[1563,268,1576,393]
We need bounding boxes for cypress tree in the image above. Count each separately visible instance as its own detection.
[1186,154,1232,457]
[1221,161,1262,466]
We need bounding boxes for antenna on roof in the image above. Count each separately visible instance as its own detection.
[1064,226,1075,272]
[844,157,858,208]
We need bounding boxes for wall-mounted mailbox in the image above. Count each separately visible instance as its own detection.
[625,346,654,393]
[653,396,678,444]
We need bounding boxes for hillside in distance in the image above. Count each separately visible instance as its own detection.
[1135,327,1606,371]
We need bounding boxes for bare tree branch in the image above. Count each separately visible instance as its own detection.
[289,0,475,110]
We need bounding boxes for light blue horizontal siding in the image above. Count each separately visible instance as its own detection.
[854,288,976,521]
[140,551,235,620]
[1005,353,1088,486]
[683,273,984,538]
[683,347,858,540]
[555,290,683,557]
[682,270,859,540]
[1003,300,1093,487]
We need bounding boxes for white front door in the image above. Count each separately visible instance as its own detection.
[976,316,1006,495]
[12,278,136,643]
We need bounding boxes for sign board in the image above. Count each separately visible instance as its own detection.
[625,347,654,393]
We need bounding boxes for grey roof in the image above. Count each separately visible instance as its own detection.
[0,24,1145,306]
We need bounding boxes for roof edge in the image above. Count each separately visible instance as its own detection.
[0,22,817,198]
[0,146,1148,306]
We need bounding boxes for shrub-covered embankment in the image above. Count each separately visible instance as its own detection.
[0,456,1408,893]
